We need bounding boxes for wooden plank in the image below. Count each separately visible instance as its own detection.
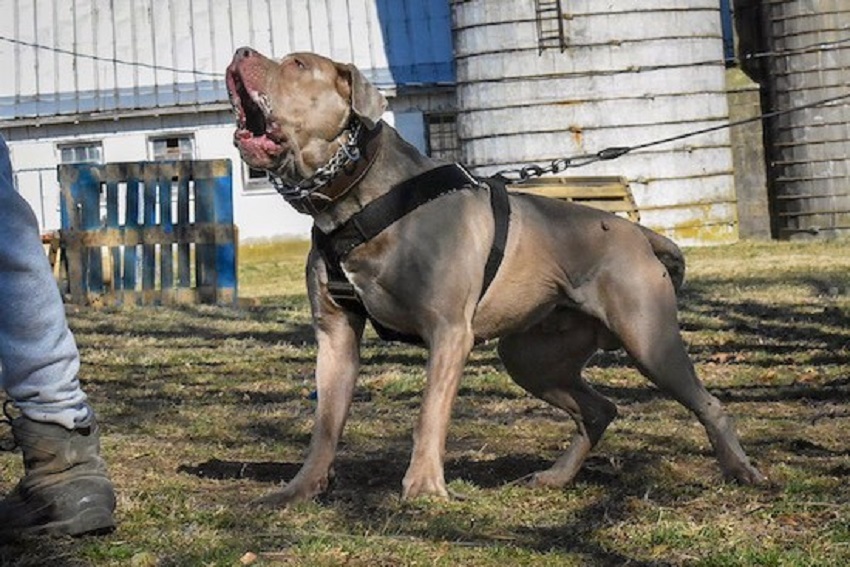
[210,160,237,305]
[60,224,237,247]
[142,177,157,292]
[60,165,103,303]
[123,177,140,299]
[509,184,630,199]
[92,287,202,307]
[80,175,104,294]
[63,230,85,304]
[508,176,640,221]
[193,175,216,304]
[158,176,174,301]
[176,165,192,289]
[105,180,122,293]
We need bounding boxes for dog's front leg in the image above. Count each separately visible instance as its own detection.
[402,325,475,499]
[257,252,365,507]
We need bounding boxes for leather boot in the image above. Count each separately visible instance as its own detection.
[0,415,116,539]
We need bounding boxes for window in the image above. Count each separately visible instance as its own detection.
[426,113,460,162]
[535,0,569,53]
[59,142,102,164]
[242,164,274,191]
[247,167,270,181]
[150,135,195,161]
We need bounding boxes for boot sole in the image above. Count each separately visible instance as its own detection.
[44,504,116,538]
[0,506,115,539]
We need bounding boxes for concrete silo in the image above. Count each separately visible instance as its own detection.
[758,0,850,239]
[452,0,740,245]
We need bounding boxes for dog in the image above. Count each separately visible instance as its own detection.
[226,47,766,505]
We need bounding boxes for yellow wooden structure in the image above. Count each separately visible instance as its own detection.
[508,176,639,222]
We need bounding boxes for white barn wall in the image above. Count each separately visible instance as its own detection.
[4,122,322,241]
[0,0,454,241]
[4,108,417,241]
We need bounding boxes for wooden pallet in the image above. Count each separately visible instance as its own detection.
[57,160,238,306]
[508,176,640,222]
[42,231,64,280]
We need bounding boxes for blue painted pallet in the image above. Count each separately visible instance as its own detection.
[57,160,238,306]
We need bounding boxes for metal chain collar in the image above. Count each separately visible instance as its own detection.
[270,120,363,203]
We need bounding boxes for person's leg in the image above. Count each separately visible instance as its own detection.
[0,139,90,430]
[0,136,115,538]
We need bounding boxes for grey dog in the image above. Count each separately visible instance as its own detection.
[226,47,766,505]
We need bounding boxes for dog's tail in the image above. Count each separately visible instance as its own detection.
[638,226,686,293]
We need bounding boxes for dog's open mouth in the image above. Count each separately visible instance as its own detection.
[226,66,288,168]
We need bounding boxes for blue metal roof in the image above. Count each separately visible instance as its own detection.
[0,0,455,121]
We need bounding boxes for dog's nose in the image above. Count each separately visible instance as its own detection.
[234,46,255,61]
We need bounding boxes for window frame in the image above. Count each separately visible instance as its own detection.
[425,112,461,163]
[148,133,196,161]
[57,141,104,164]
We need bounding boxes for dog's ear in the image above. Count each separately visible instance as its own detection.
[336,63,387,130]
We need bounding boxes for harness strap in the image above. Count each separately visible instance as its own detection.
[323,163,480,259]
[314,163,511,344]
[480,176,510,301]
[313,226,424,344]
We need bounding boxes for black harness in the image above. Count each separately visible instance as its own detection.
[313,163,511,344]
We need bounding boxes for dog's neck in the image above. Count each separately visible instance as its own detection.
[312,124,438,233]
[273,120,382,216]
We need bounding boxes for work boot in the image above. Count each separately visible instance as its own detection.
[0,415,116,539]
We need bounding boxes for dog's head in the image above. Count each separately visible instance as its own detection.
[226,48,386,184]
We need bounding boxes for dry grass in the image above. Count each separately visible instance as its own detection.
[1,238,848,566]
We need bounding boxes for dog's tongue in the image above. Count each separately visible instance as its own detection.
[240,132,284,154]
[236,130,286,162]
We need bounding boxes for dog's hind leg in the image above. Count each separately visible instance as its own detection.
[498,313,618,488]
[597,259,767,485]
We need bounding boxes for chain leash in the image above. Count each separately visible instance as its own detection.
[494,147,631,182]
[494,90,850,183]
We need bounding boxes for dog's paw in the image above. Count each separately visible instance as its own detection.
[401,475,450,501]
[726,463,769,486]
[509,469,573,489]
[252,485,314,509]
[253,476,330,508]
[253,488,300,509]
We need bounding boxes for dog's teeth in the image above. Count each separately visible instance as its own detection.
[257,93,273,116]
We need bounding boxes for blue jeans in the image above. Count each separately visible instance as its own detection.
[0,135,91,429]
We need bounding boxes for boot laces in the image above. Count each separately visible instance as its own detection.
[0,400,17,452]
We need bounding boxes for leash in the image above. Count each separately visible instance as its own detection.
[494,90,850,182]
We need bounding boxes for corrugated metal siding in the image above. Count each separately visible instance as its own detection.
[760,0,850,239]
[453,0,739,245]
[0,0,455,121]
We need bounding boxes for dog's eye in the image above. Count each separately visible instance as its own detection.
[293,58,307,70]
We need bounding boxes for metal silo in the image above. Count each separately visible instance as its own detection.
[759,0,850,239]
[452,0,739,245]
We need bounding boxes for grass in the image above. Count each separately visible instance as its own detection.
[1,238,849,566]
